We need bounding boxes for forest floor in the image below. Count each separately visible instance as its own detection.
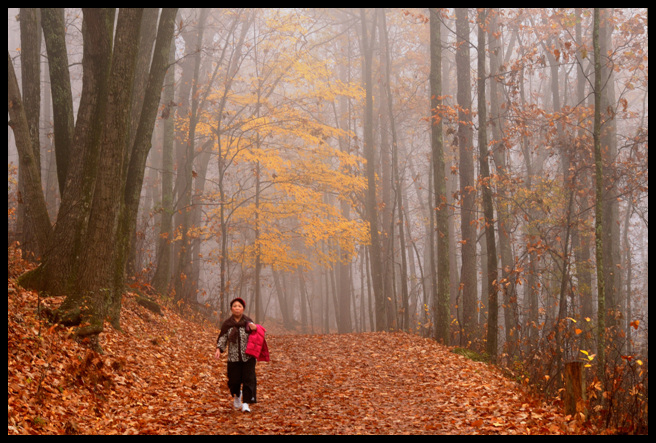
[9,251,586,435]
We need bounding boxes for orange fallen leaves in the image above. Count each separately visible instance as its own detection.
[9,267,575,434]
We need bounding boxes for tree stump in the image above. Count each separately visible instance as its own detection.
[564,361,586,417]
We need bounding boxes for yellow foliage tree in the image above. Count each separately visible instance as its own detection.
[185,9,368,279]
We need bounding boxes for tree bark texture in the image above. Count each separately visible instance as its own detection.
[41,8,74,197]
[477,9,499,362]
[15,8,178,352]
[360,9,385,331]
[429,8,450,344]
[455,8,478,342]
[8,52,52,256]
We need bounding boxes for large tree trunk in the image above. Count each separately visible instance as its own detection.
[17,8,178,352]
[23,9,115,301]
[63,8,144,345]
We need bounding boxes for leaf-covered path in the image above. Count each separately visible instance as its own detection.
[9,282,571,434]
[222,332,570,434]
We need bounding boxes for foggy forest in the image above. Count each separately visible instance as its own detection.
[8,8,648,434]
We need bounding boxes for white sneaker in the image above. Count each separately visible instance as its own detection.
[241,403,250,413]
[233,395,242,410]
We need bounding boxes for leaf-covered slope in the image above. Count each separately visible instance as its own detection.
[9,271,572,434]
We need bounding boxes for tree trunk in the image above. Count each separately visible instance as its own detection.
[41,8,74,197]
[375,9,395,331]
[18,9,115,299]
[151,37,177,297]
[488,9,518,356]
[455,8,478,343]
[16,8,177,352]
[429,8,450,344]
[8,52,52,256]
[572,7,594,334]
[592,7,607,378]
[69,8,144,344]
[254,158,263,322]
[379,8,409,332]
[18,8,42,259]
[272,269,292,328]
[622,202,633,353]
[125,8,160,278]
[360,8,385,331]
[112,8,178,327]
[336,22,354,334]
[174,9,208,304]
[515,59,540,346]
[599,8,621,334]
[477,9,499,363]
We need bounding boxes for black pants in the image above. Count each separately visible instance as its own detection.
[227,358,257,404]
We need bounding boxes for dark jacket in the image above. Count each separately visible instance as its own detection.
[216,315,254,362]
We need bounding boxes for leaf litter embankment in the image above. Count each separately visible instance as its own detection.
[9,273,569,434]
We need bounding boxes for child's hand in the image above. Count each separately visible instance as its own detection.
[214,349,222,360]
